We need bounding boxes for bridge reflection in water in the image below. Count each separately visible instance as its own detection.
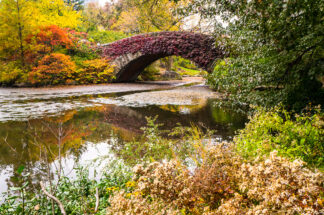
[0,97,246,195]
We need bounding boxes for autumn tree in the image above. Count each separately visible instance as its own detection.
[113,0,188,71]
[113,0,185,34]
[82,1,125,32]
[25,25,76,64]
[0,0,81,66]
[0,0,35,64]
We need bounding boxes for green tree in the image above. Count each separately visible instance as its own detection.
[65,0,84,11]
[180,0,324,110]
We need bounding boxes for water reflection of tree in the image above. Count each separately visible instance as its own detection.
[0,101,248,196]
[0,107,112,194]
[103,105,146,134]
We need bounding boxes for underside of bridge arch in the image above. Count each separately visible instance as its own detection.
[114,54,169,82]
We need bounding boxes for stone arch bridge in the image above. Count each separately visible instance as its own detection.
[100,31,226,82]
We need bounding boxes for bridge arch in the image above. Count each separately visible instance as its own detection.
[101,31,226,82]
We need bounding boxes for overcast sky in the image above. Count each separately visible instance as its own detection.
[86,0,113,6]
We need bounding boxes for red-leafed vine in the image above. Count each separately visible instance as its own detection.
[102,31,225,70]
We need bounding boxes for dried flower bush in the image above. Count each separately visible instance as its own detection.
[107,144,324,215]
[107,161,189,215]
[234,151,323,214]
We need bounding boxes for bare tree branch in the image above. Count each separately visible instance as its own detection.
[95,187,100,212]
[40,181,66,215]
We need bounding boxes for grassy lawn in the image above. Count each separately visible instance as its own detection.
[178,66,203,76]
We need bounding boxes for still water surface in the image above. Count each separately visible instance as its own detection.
[0,78,247,195]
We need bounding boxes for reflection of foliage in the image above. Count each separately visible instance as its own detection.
[159,104,205,114]
[116,117,211,166]
[0,107,112,193]
[103,105,146,133]
[210,103,247,132]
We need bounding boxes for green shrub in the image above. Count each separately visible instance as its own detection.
[0,61,24,86]
[88,30,127,44]
[0,163,132,215]
[75,58,115,84]
[178,66,201,76]
[235,106,324,169]
[69,42,99,60]
[174,56,198,70]
[206,59,232,92]
[116,117,210,166]
[138,64,160,81]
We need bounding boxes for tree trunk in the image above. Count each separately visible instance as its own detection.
[165,57,173,71]
[16,0,25,67]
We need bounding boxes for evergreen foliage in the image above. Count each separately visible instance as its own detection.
[179,0,324,110]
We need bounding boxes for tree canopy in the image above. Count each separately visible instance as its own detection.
[0,0,81,64]
[178,0,324,110]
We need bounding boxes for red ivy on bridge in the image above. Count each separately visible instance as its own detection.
[102,32,225,70]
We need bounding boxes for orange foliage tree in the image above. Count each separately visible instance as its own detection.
[28,53,76,85]
[25,25,76,64]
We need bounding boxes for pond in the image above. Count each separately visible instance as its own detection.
[0,77,247,195]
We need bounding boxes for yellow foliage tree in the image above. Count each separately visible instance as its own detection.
[36,0,81,28]
[112,0,188,71]
[113,0,186,34]
[0,0,81,65]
